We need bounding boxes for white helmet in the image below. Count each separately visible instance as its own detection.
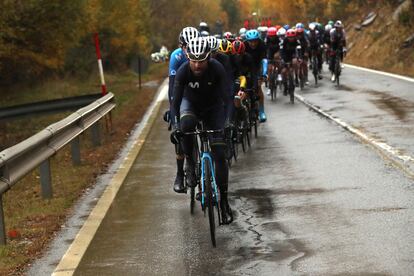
[257,26,268,33]
[206,36,220,52]
[200,30,210,37]
[277,27,286,37]
[334,20,343,28]
[179,27,199,46]
[325,24,332,32]
[239,27,247,35]
[309,23,316,31]
[187,37,210,61]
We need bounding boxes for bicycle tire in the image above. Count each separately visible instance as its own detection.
[289,74,295,104]
[204,161,216,247]
[190,186,195,214]
[335,60,341,87]
[312,56,318,85]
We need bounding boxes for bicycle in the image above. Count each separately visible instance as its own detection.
[184,124,223,247]
[268,62,282,101]
[283,62,295,104]
[311,49,319,86]
[234,95,251,153]
[333,48,342,87]
[245,88,259,138]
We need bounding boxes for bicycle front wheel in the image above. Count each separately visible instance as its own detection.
[204,161,216,247]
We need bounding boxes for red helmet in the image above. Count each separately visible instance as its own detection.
[232,40,246,55]
[267,27,277,37]
[296,27,304,34]
[286,29,296,38]
[275,25,282,31]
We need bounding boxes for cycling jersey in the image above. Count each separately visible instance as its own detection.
[168,47,188,103]
[245,40,268,76]
[212,52,234,97]
[265,36,281,61]
[308,31,322,50]
[171,59,232,125]
[330,29,347,50]
[280,38,300,63]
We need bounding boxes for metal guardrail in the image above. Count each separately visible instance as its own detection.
[0,93,102,120]
[0,92,115,245]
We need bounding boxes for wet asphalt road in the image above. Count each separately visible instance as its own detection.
[73,66,414,275]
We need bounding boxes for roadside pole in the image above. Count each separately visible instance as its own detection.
[94,33,112,133]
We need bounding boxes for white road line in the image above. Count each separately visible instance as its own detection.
[344,63,414,83]
[52,79,168,276]
[295,94,414,176]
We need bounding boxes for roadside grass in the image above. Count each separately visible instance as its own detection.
[0,62,168,275]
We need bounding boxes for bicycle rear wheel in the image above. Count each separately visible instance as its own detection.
[289,74,295,104]
[312,57,318,85]
[204,161,216,247]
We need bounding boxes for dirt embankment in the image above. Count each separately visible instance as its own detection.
[345,1,414,77]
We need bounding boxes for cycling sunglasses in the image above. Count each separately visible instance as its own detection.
[187,52,210,62]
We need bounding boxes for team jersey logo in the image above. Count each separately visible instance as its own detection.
[188,82,199,89]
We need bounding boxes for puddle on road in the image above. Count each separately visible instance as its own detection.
[362,89,414,121]
[371,96,414,122]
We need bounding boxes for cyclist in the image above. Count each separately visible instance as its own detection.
[280,29,300,94]
[308,23,323,79]
[208,36,235,114]
[295,23,310,85]
[170,37,233,224]
[168,27,199,193]
[323,24,333,64]
[244,29,268,122]
[329,20,347,82]
[199,21,210,33]
[265,27,281,96]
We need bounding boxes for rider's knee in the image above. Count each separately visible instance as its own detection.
[180,113,197,132]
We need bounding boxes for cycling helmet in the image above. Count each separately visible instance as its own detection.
[275,25,282,31]
[296,27,304,34]
[206,36,220,52]
[267,27,277,37]
[334,20,343,28]
[328,20,334,26]
[179,27,199,47]
[224,31,232,38]
[199,21,209,32]
[245,29,260,41]
[239,27,247,35]
[258,26,268,33]
[283,24,290,30]
[200,30,210,37]
[286,29,296,38]
[296,23,305,29]
[187,37,210,61]
[325,24,332,32]
[219,39,233,54]
[232,40,246,55]
[309,23,316,31]
[277,27,286,37]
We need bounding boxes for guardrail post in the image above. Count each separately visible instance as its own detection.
[71,136,81,165]
[0,195,6,245]
[91,122,101,147]
[40,159,53,199]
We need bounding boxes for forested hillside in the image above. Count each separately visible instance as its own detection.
[1,0,413,86]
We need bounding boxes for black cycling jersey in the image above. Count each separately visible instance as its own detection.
[308,31,323,50]
[265,36,281,60]
[280,38,300,63]
[245,40,267,72]
[171,58,232,124]
[212,52,234,95]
